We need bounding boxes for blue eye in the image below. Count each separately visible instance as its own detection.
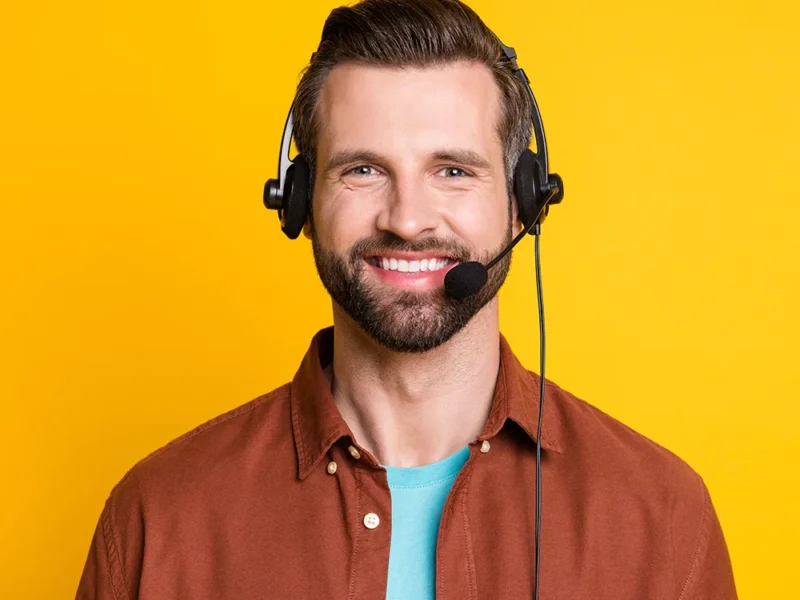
[348,165,377,176]
[439,167,471,177]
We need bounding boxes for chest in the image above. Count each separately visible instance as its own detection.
[136,442,677,600]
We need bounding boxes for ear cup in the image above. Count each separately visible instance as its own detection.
[513,148,544,231]
[281,154,310,240]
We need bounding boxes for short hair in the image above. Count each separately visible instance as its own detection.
[292,0,533,195]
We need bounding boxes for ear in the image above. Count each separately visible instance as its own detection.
[302,216,313,240]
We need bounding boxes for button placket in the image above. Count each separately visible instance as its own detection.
[348,456,392,599]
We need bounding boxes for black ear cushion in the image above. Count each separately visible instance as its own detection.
[282,154,310,240]
[513,149,542,230]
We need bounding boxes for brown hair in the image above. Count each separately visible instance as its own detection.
[292,0,533,195]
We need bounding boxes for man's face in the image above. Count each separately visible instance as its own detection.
[310,61,518,353]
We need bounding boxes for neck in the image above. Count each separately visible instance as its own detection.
[324,299,501,468]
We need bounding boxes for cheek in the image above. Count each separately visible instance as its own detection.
[314,189,379,252]
[446,187,509,251]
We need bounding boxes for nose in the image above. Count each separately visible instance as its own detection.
[375,172,440,240]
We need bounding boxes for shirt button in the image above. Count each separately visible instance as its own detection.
[326,461,337,475]
[363,513,380,529]
[348,445,362,460]
[480,440,491,453]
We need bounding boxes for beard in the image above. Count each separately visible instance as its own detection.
[311,221,513,354]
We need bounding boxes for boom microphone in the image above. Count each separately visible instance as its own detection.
[444,188,558,299]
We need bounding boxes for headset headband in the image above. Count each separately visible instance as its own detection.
[264,107,296,209]
[497,39,550,180]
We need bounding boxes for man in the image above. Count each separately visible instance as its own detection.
[76,0,738,598]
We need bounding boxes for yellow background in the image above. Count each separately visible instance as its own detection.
[1,0,797,597]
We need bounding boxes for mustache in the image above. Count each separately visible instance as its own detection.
[347,232,473,263]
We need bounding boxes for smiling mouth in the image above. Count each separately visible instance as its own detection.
[365,256,456,273]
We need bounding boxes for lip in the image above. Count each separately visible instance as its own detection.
[364,257,459,291]
[364,251,456,261]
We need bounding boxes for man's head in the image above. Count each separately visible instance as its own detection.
[293,0,534,353]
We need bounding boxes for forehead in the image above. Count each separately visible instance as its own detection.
[315,61,503,159]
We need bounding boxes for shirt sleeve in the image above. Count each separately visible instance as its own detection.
[75,493,138,600]
[677,478,738,600]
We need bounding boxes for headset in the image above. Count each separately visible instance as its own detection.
[264,34,563,600]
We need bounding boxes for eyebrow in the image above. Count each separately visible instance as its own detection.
[323,148,493,174]
[324,150,384,175]
[431,149,492,171]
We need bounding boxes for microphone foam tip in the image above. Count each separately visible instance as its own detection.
[444,261,488,299]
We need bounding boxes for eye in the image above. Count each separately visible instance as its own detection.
[437,166,472,177]
[346,165,378,177]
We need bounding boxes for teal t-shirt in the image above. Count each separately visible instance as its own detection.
[382,445,471,600]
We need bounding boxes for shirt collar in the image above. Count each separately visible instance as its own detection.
[290,327,563,480]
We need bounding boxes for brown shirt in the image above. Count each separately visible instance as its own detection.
[76,327,737,599]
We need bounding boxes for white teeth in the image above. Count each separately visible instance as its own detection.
[371,257,453,271]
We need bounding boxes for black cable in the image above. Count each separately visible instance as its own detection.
[533,221,545,600]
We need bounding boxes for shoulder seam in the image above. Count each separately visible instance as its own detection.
[676,474,712,600]
[100,497,131,600]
